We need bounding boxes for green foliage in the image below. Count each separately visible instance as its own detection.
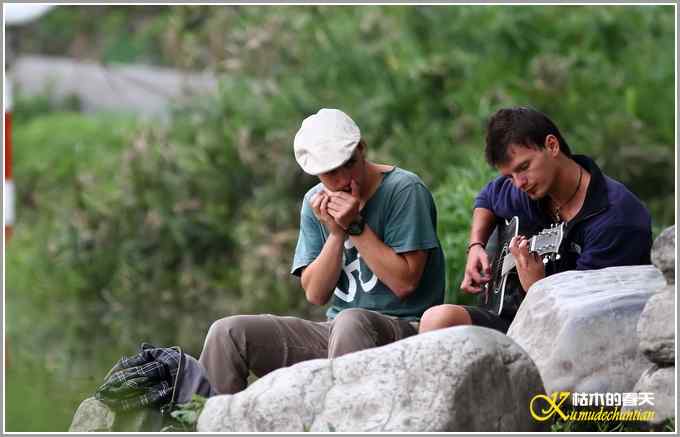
[5,113,139,433]
[14,6,172,65]
[15,6,675,208]
[170,5,674,223]
[161,394,207,432]
[11,90,81,123]
[8,112,138,363]
[5,5,675,432]
[13,111,132,210]
[434,157,496,303]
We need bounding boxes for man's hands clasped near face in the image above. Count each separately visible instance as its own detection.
[310,180,361,236]
[310,190,345,236]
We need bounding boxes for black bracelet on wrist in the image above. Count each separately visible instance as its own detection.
[466,242,486,253]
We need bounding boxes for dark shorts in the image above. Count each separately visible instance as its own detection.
[460,305,515,334]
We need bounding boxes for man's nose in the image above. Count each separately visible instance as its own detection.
[513,174,528,189]
[334,168,351,188]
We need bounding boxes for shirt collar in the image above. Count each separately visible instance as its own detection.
[571,154,609,220]
[533,154,608,225]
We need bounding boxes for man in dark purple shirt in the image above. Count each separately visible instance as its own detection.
[419,106,652,333]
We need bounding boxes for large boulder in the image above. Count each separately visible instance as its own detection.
[651,225,675,284]
[507,265,665,396]
[637,286,675,365]
[623,365,675,426]
[630,225,676,427]
[197,326,547,432]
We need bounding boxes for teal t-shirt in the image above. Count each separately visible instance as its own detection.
[291,167,445,321]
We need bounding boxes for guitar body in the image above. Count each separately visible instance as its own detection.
[477,216,565,317]
[478,217,520,316]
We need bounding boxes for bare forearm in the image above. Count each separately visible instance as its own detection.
[469,207,496,244]
[350,225,423,299]
[301,233,345,305]
[460,208,497,293]
[516,266,545,292]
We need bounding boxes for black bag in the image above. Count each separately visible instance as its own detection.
[94,343,214,431]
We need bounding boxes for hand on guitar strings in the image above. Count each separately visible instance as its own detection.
[508,235,546,292]
[460,244,491,294]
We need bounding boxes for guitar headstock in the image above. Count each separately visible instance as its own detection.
[530,222,565,260]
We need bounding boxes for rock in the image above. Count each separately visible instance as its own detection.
[624,365,675,426]
[197,326,548,432]
[507,265,665,396]
[638,287,675,365]
[69,398,114,432]
[651,225,675,285]
[69,397,170,432]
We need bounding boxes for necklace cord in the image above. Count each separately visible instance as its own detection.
[553,166,582,220]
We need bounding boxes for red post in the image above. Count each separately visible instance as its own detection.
[4,80,13,240]
[4,79,11,369]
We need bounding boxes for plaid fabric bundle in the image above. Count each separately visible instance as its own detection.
[95,343,183,412]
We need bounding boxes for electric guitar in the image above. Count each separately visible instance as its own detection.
[477,216,565,316]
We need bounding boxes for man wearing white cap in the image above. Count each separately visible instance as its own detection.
[200,108,445,394]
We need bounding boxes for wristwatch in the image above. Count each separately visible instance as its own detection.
[346,216,365,236]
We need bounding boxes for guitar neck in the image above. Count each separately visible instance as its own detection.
[481,218,564,317]
[500,235,540,276]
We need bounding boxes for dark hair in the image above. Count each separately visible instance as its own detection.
[484,106,572,166]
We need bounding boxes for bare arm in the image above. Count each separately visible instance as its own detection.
[325,181,428,299]
[300,232,345,305]
[349,227,428,299]
[460,207,496,293]
[468,207,496,247]
[300,193,346,306]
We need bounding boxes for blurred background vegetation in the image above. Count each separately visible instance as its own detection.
[4,5,675,431]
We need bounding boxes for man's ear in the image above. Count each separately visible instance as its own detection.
[355,139,366,159]
[545,134,560,156]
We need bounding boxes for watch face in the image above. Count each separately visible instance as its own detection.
[347,217,364,235]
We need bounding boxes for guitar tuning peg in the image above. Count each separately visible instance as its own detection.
[543,257,549,264]
[555,254,561,260]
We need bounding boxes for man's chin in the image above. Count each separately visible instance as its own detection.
[526,190,542,200]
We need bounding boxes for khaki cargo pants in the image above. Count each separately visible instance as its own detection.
[199,308,418,394]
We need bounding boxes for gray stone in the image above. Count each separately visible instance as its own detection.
[69,397,170,432]
[638,287,675,365]
[69,397,114,432]
[624,365,675,426]
[197,326,548,432]
[10,55,218,119]
[651,225,675,285]
[507,265,665,396]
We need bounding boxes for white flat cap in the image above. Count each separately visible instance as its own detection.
[293,108,361,175]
